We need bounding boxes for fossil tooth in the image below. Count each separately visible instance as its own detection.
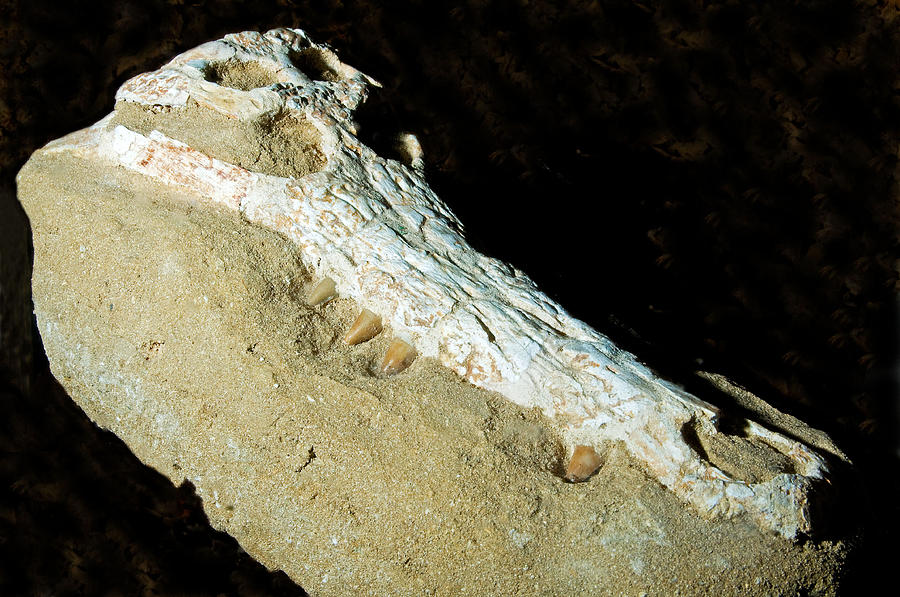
[565,445,603,482]
[306,276,336,306]
[381,338,417,375]
[344,308,382,345]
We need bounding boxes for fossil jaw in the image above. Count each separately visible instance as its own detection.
[39,27,834,539]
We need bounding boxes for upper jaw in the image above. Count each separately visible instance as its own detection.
[47,27,833,539]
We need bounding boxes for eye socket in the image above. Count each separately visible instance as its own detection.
[203,60,281,91]
[288,48,344,82]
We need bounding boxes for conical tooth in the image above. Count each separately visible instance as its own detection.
[381,338,417,375]
[306,277,336,306]
[344,308,383,345]
[565,445,603,482]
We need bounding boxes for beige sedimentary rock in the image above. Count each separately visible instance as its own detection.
[18,27,845,594]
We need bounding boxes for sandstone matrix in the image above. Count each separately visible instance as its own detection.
[18,28,846,595]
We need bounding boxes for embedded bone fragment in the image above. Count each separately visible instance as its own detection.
[20,27,833,542]
[344,308,383,345]
[565,445,604,482]
[381,338,417,375]
[306,276,336,306]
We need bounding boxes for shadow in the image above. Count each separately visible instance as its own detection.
[839,295,900,591]
[0,184,32,397]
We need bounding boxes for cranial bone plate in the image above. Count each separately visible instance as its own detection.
[42,28,830,539]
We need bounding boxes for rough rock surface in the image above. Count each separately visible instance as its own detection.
[18,28,846,594]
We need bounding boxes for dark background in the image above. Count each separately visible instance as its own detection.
[1,0,897,594]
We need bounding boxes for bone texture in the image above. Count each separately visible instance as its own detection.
[38,28,830,538]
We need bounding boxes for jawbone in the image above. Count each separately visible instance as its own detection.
[43,27,830,539]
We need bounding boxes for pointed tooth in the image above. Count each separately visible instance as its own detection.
[565,445,603,482]
[344,309,383,345]
[307,277,336,306]
[381,338,417,375]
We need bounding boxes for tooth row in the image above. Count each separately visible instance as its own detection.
[307,278,415,374]
[308,277,612,477]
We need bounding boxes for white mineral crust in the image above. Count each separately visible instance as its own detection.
[42,28,829,538]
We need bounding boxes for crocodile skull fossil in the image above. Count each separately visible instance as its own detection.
[42,27,830,539]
